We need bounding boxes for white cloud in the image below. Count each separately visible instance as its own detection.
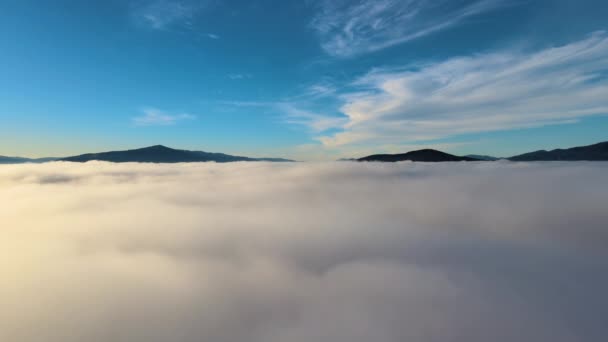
[305,81,338,98]
[219,100,272,107]
[207,33,220,39]
[133,0,204,30]
[132,107,196,126]
[311,0,506,57]
[220,100,345,134]
[319,32,608,147]
[278,103,347,133]
[1,161,608,342]
[228,73,252,80]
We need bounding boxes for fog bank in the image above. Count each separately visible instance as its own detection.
[1,161,607,342]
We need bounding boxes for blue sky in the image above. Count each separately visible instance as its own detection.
[1,0,607,160]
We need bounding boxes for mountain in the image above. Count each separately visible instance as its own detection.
[358,149,479,162]
[509,141,608,161]
[0,156,58,164]
[0,156,30,164]
[466,154,500,161]
[59,145,294,163]
[4,141,606,164]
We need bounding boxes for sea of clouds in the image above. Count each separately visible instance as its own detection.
[1,161,607,342]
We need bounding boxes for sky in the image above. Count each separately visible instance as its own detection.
[1,0,607,160]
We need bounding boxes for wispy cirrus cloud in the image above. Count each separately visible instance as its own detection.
[317,32,608,147]
[220,100,345,133]
[132,107,196,126]
[278,103,347,133]
[132,0,198,30]
[304,81,338,98]
[131,0,207,31]
[228,73,253,80]
[310,0,506,57]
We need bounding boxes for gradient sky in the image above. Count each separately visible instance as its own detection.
[1,0,607,160]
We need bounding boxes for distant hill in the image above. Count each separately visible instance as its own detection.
[60,145,294,163]
[465,154,500,161]
[0,156,58,164]
[358,149,479,162]
[3,141,607,164]
[509,141,608,161]
[0,156,30,164]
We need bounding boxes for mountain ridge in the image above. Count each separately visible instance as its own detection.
[2,141,608,164]
[0,156,58,164]
[358,149,479,162]
[466,154,500,161]
[59,145,294,163]
[508,141,608,161]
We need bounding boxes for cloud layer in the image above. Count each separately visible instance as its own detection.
[132,0,200,30]
[318,32,608,147]
[311,0,505,57]
[133,107,196,126]
[1,161,608,342]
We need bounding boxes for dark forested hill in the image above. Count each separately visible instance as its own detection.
[60,145,293,163]
[358,149,479,162]
[509,141,608,161]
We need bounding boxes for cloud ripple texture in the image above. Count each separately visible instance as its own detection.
[1,161,607,342]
